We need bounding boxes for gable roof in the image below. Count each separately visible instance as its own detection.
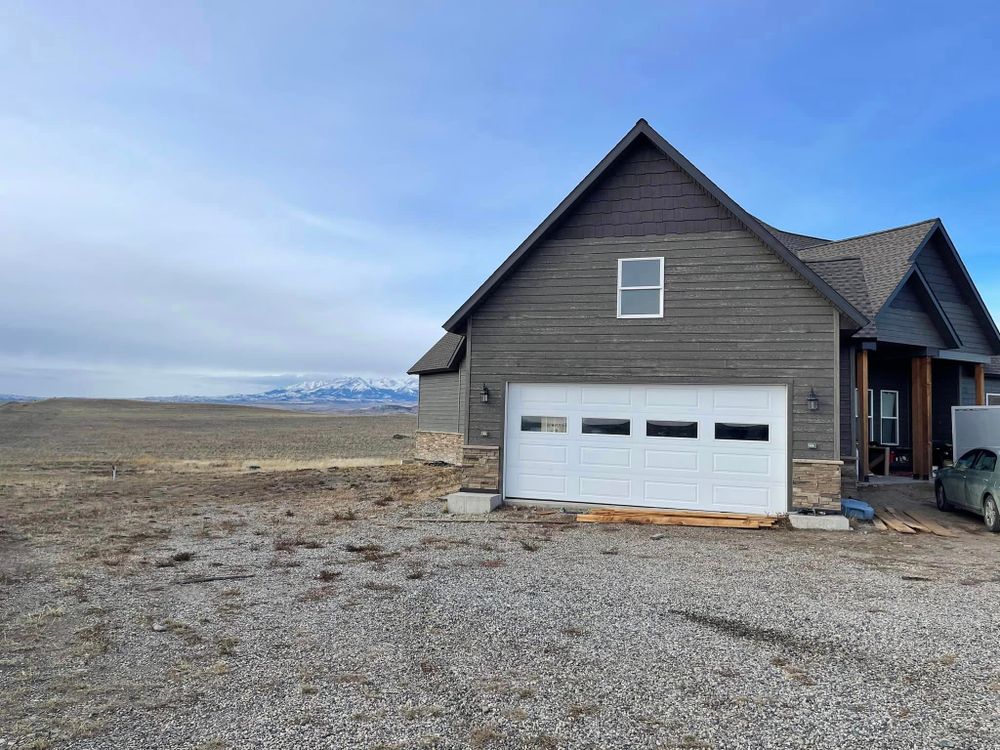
[795,219,939,319]
[443,119,868,332]
[407,332,465,375]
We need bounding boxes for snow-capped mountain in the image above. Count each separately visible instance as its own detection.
[146,376,418,412]
[249,376,417,405]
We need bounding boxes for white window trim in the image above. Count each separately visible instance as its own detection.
[617,257,664,319]
[880,389,899,446]
[867,389,874,443]
[987,393,1000,406]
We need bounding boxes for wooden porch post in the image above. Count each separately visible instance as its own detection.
[911,356,932,480]
[856,349,869,482]
[975,363,986,405]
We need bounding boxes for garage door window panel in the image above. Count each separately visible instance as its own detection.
[582,418,631,436]
[520,416,567,433]
[715,423,770,441]
[647,420,698,438]
[617,258,663,318]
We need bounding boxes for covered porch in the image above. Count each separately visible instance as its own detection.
[854,343,987,482]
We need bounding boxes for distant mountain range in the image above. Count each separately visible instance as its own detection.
[0,393,42,403]
[145,376,418,413]
[0,377,419,413]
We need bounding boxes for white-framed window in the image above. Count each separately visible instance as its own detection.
[617,257,664,318]
[987,393,1000,406]
[880,389,899,445]
[867,389,874,442]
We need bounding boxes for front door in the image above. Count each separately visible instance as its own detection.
[945,449,980,508]
[965,449,997,511]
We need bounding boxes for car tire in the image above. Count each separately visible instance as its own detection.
[935,482,952,512]
[984,496,1000,533]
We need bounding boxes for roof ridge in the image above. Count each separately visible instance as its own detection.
[761,222,830,243]
[824,218,939,245]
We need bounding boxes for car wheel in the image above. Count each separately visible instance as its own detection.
[984,496,1000,533]
[935,482,952,512]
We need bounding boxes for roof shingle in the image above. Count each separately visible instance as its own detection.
[408,332,465,375]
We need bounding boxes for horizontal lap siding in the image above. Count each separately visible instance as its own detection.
[917,236,993,355]
[417,372,460,433]
[467,231,837,459]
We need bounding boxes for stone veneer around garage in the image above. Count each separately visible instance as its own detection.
[414,431,464,465]
[460,445,501,491]
[792,458,843,512]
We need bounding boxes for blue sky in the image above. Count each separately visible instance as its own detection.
[1,1,999,397]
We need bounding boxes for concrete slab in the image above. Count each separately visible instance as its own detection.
[789,513,851,531]
[447,492,502,515]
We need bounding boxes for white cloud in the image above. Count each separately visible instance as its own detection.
[0,117,450,397]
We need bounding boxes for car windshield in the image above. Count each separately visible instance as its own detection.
[956,450,980,469]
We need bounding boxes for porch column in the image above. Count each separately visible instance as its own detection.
[911,356,932,480]
[856,349,869,482]
[975,363,986,405]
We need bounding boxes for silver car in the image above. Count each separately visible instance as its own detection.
[935,447,1000,532]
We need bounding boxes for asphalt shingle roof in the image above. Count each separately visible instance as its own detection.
[758,221,831,253]
[793,220,938,320]
[408,332,465,375]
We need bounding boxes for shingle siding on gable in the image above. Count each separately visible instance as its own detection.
[917,235,993,355]
[466,229,838,460]
[548,139,742,242]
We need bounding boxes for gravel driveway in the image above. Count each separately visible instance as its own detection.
[2,464,999,750]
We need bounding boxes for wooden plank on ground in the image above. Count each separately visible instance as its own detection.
[886,506,930,533]
[900,510,961,538]
[871,517,888,532]
[576,513,765,529]
[873,507,916,534]
[579,508,766,521]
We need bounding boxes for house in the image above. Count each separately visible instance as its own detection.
[408,120,1000,514]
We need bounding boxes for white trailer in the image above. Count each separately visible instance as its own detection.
[951,406,1000,462]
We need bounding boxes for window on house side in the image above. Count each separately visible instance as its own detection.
[987,393,1000,406]
[617,258,664,318]
[880,390,899,446]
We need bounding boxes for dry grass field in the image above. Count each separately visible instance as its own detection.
[2,400,1000,750]
[0,399,417,470]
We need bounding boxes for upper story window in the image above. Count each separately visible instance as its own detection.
[617,257,664,318]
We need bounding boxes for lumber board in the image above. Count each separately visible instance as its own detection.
[871,517,888,532]
[576,514,764,529]
[578,508,771,521]
[887,507,930,533]
[409,517,571,525]
[873,507,916,534]
[900,510,960,538]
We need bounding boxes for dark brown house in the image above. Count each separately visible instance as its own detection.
[409,120,1000,514]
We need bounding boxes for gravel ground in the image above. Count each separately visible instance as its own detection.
[2,465,1000,750]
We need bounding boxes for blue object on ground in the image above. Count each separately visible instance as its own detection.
[841,498,875,521]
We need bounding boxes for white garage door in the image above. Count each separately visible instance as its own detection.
[504,383,788,515]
